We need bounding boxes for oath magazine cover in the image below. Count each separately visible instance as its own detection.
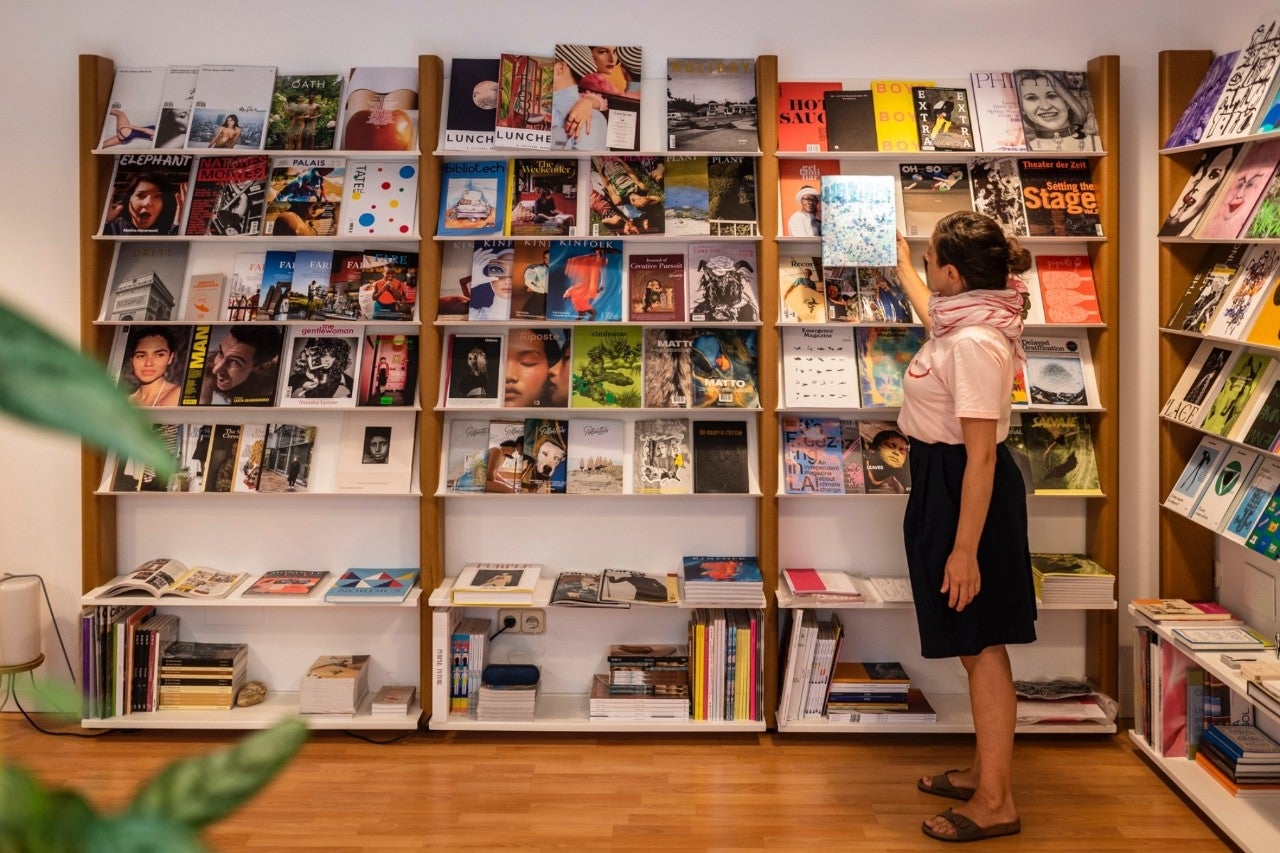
[264,73,343,151]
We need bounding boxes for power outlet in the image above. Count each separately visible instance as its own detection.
[497,608,546,635]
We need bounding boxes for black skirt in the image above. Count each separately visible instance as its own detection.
[903,439,1037,659]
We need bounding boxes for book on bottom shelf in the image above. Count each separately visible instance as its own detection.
[299,654,371,716]
[476,676,539,723]
[370,685,417,716]
[450,616,490,716]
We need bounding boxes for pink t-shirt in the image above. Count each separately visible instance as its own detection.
[897,324,1014,445]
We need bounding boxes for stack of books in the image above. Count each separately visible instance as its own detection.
[476,679,538,722]
[839,688,938,724]
[298,654,371,717]
[156,641,248,711]
[1195,724,1280,795]
[1030,553,1115,605]
[369,684,416,717]
[680,556,765,607]
[1243,662,1280,718]
[589,674,690,721]
[825,661,912,719]
[589,644,691,721]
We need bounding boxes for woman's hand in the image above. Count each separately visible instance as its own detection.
[565,98,594,139]
[941,550,981,612]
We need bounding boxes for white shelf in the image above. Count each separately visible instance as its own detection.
[429,576,762,611]
[433,149,762,159]
[93,233,417,244]
[95,489,424,498]
[433,233,761,243]
[1129,733,1280,853]
[427,692,762,732]
[92,147,423,159]
[778,693,1115,734]
[774,149,1108,161]
[774,587,1114,611]
[81,577,422,608]
[81,692,421,731]
[1130,609,1279,725]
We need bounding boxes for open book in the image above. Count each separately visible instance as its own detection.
[93,558,248,599]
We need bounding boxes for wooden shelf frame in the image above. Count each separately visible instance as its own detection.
[77,54,443,728]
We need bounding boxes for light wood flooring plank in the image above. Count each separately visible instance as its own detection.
[0,716,1236,851]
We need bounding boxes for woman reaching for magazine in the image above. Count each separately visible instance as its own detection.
[893,212,1036,843]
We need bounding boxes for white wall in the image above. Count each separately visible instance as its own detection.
[0,0,1236,712]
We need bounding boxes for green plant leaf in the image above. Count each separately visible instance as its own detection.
[128,718,307,829]
[0,299,176,479]
[83,814,207,853]
[0,764,97,852]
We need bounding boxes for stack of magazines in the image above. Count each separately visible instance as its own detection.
[298,654,371,717]
[1030,553,1115,605]
[589,644,691,721]
[476,667,539,722]
[680,556,765,607]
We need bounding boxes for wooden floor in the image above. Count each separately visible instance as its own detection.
[1,714,1234,851]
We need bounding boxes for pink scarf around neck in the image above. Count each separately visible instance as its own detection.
[928,278,1029,372]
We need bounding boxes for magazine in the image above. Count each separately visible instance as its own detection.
[91,558,248,599]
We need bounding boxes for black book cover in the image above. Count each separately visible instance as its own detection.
[823,90,877,152]
[692,419,749,493]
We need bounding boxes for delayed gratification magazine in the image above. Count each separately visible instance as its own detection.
[91,558,248,599]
